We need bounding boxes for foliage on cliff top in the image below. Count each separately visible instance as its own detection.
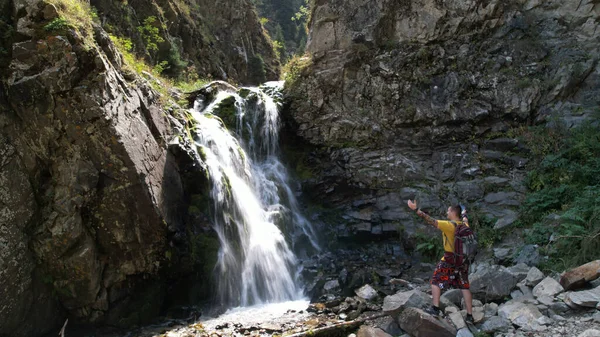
[282,54,312,87]
[45,0,97,38]
[517,118,600,271]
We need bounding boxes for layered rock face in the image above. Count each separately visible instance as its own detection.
[284,0,600,238]
[91,0,280,83]
[0,0,253,334]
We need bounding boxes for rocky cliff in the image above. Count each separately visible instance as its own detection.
[284,0,600,242]
[91,0,280,83]
[0,0,273,335]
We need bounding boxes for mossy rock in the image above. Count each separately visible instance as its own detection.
[212,95,238,130]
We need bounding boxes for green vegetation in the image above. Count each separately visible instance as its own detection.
[46,0,97,38]
[468,211,504,249]
[248,54,267,84]
[414,232,444,262]
[137,16,164,53]
[282,54,312,86]
[517,121,600,271]
[252,0,311,61]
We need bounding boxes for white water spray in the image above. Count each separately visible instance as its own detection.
[190,81,318,307]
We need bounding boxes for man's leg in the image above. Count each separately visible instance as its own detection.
[461,289,473,315]
[432,284,442,307]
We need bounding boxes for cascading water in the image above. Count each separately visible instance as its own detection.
[189,81,319,308]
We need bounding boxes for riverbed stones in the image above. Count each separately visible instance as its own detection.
[560,260,600,290]
[564,286,600,308]
[526,267,545,286]
[355,284,378,301]
[356,325,392,337]
[470,264,518,301]
[480,316,512,334]
[498,300,544,331]
[397,307,456,337]
[533,277,564,298]
[382,290,430,317]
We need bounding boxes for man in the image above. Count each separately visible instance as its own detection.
[407,200,474,324]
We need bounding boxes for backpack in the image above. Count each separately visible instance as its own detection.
[448,220,478,267]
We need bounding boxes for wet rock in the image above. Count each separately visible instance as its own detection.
[382,290,430,317]
[356,325,392,337]
[324,280,341,293]
[480,316,512,334]
[355,284,378,301]
[564,286,600,308]
[397,307,456,337]
[498,300,544,331]
[560,260,600,290]
[526,267,545,287]
[514,245,541,266]
[533,277,564,298]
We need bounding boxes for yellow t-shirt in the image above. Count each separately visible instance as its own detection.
[438,220,468,260]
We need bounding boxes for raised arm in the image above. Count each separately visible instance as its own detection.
[407,200,438,228]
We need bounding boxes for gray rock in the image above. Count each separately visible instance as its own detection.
[578,330,600,337]
[549,301,570,314]
[593,311,600,323]
[564,286,600,308]
[480,316,512,334]
[373,316,403,336]
[483,302,498,317]
[356,325,392,337]
[526,267,545,286]
[494,210,519,230]
[514,245,541,266]
[536,315,553,325]
[498,300,545,331]
[533,277,564,298]
[456,327,474,337]
[324,280,341,292]
[449,311,466,330]
[440,289,463,308]
[508,263,531,282]
[355,284,379,301]
[537,295,554,306]
[398,307,456,337]
[382,290,430,317]
[470,264,518,301]
[511,290,524,299]
[494,248,512,262]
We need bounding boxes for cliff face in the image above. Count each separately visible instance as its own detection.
[91,0,280,83]
[0,0,273,334]
[285,0,599,239]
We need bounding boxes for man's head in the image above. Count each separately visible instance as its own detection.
[447,205,462,221]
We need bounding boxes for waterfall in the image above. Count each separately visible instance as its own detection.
[189,81,319,308]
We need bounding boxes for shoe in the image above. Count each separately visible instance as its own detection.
[424,305,442,317]
[465,313,474,324]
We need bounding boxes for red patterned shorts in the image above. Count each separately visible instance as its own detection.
[430,253,470,290]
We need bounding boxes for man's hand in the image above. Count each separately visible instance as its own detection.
[407,199,418,211]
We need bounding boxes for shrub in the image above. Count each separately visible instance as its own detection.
[519,122,600,270]
[44,17,69,31]
[137,16,165,53]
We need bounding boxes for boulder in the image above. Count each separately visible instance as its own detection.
[357,325,392,337]
[578,330,600,337]
[355,284,379,301]
[448,311,466,330]
[374,316,403,336]
[324,280,341,293]
[526,267,545,287]
[440,289,462,308]
[456,327,474,337]
[560,260,600,290]
[514,245,540,266]
[498,300,544,331]
[397,307,456,337]
[382,290,430,317]
[480,316,512,334]
[564,286,600,308]
[532,277,564,298]
[483,302,498,318]
[494,248,512,262]
[470,264,518,301]
[508,263,530,282]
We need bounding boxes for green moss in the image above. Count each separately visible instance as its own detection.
[211,96,238,129]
